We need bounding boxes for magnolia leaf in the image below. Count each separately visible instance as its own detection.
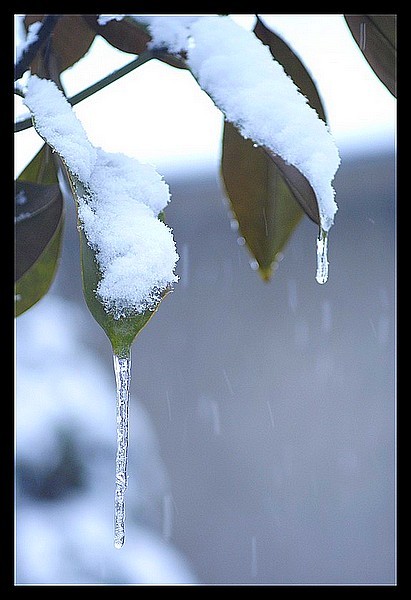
[15,209,64,317]
[24,15,96,76]
[17,142,59,185]
[254,16,327,122]
[65,170,166,358]
[222,122,304,280]
[15,180,62,281]
[82,15,151,55]
[25,84,167,356]
[344,15,396,97]
[253,16,326,223]
[15,144,64,316]
[265,148,320,224]
[82,15,187,70]
[79,226,162,358]
[221,17,328,279]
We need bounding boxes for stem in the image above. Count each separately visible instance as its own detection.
[69,51,154,104]
[14,51,155,133]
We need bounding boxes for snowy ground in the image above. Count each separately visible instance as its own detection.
[15,296,197,584]
[15,145,395,585]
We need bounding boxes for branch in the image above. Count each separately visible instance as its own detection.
[14,51,155,133]
[15,15,61,81]
[68,51,154,105]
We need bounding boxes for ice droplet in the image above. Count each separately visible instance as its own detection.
[249,259,259,271]
[113,352,132,549]
[316,228,329,285]
[359,21,367,51]
[230,218,239,231]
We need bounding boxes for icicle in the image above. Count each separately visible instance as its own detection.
[316,227,329,285]
[113,352,132,549]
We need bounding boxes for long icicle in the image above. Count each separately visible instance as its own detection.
[113,352,132,549]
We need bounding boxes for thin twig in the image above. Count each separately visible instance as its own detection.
[69,51,154,105]
[14,51,155,133]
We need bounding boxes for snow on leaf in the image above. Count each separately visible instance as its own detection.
[135,15,340,234]
[23,75,179,321]
[133,15,198,54]
[186,16,340,233]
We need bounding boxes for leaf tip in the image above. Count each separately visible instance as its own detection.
[258,265,273,282]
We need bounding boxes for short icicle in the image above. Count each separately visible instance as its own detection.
[113,351,132,549]
[316,227,329,285]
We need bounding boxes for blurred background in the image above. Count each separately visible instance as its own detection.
[15,15,396,585]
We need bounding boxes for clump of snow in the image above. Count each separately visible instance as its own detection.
[133,15,199,54]
[189,17,340,231]
[23,75,179,318]
[87,149,171,216]
[78,150,178,317]
[97,14,126,25]
[23,75,97,183]
[135,15,340,232]
[15,17,42,65]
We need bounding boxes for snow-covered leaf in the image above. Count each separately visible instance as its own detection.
[246,16,329,225]
[221,18,333,279]
[183,16,339,235]
[83,15,187,70]
[15,144,64,316]
[254,18,334,224]
[132,15,339,287]
[344,14,396,97]
[23,75,178,352]
[254,17,327,123]
[62,165,174,357]
[79,226,165,358]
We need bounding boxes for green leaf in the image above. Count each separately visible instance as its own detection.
[15,144,64,316]
[79,227,161,357]
[15,180,63,281]
[221,17,328,279]
[262,146,320,226]
[15,209,64,316]
[344,15,396,97]
[253,16,325,224]
[18,142,60,185]
[64,171,166,358]
[26,92,165,355]
[221,122,304,281]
